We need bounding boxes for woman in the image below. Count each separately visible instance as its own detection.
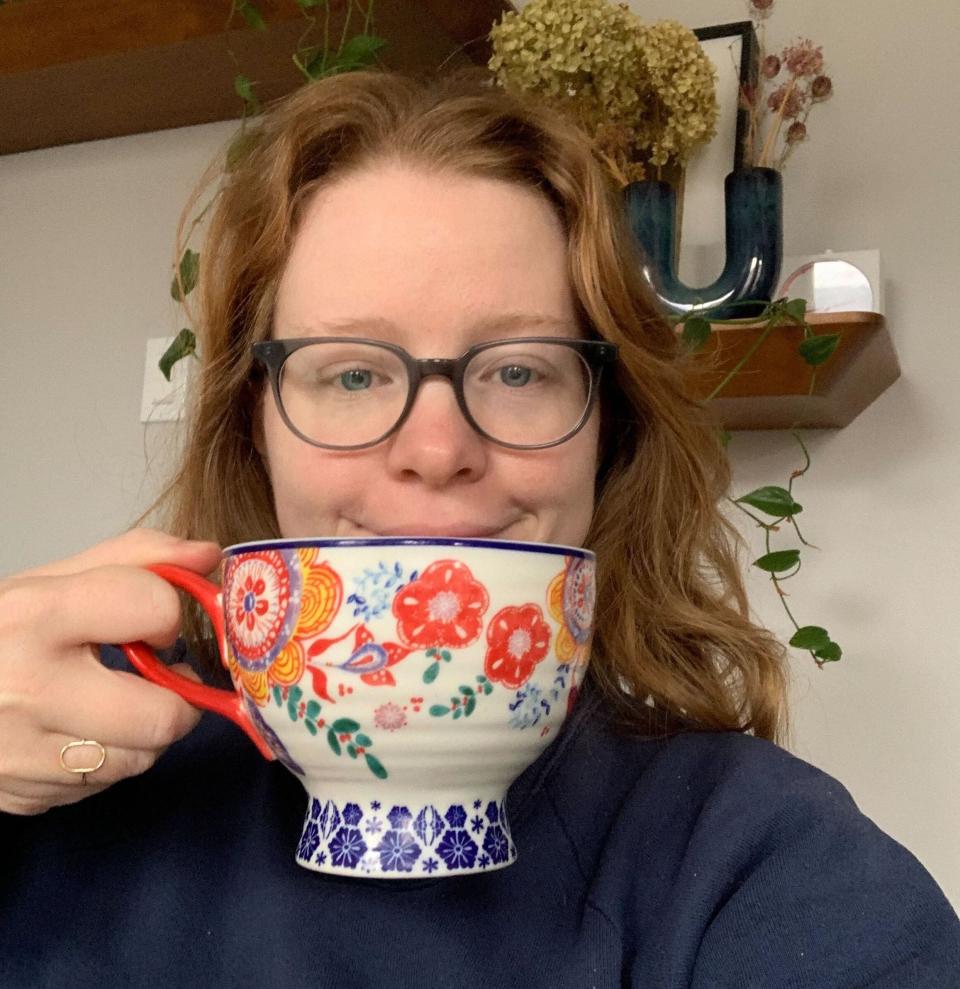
[1,72,957,987]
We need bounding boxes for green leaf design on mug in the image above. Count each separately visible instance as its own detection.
[327,729,341,756]
[332,718,360,734]
[365,753,388,780]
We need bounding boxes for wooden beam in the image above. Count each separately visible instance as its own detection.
[0,0,514,155]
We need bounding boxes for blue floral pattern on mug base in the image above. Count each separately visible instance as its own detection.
[295,792,516,878]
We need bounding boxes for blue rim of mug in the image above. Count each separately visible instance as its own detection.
[224,537,593,559]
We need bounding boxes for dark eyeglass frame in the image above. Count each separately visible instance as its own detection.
[251,335,619,451]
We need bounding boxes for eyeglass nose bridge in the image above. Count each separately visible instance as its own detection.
[413,357,458,380]
[400,356,471,428]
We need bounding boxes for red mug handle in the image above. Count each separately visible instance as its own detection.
[120,563,276,761]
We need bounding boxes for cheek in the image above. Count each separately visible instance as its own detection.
[521,414,599,545]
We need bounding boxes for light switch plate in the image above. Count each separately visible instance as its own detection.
[140,336,192,423]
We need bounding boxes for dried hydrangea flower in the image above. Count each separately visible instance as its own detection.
[489,0,718,184]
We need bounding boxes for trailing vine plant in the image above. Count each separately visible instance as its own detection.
[678,299,843,667]
[161,0,383,378]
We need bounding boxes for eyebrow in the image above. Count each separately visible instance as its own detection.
[291,312,582,340]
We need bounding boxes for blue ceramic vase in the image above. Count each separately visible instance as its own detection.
[623,166,783,320]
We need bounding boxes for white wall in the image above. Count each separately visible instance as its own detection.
[0,120,236,568]
[618,0,960,907]
[1,0,957,907]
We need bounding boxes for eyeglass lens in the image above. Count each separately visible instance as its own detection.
[278,340,593,448]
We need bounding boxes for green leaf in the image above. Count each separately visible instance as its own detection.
[346,743,357,759]
[423,662,440,684]
[272,685,282,705]
[736,485,802,518]
[441,650,452,663]
[429,704,451,717]
[305,700,321,720]
[459,685,475,697]
[814,641,842,662]
[327,728,341,755]
[331,718,360,734]
[452,708,462,720]
[483,683,493,695]
[355,733,372,748]
[234,74,260,114]
[304,49,328,78]
[335,33,387,70]
[287,702,298,722]
[289,686,303,703]
[784,298,807,322]
[305,720,317,736]
[753,550,801,574]
[465,696,476,717]
[158,328,197,382]
[238,1,266,30]
[681,316,712,352]
[170,249,200,301]
[365,753,388,780]
[799,333,841,367]
[789,626,831,651]
[426,648,437,658]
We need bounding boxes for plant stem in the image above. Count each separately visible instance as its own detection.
[758,75,796,168]
[707,312,783,401]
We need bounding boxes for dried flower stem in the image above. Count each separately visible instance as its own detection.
[757,74,796,168]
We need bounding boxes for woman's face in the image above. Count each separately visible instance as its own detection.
[261,162,600,546]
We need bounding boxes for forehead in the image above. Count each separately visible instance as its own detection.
[273,163,581,351]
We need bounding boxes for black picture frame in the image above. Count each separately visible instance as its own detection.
[693,20,759,172]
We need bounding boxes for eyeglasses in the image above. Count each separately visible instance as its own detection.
[252,336,618,451]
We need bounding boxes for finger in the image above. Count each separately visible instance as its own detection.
[0,734,164,815]
[15,528,222,581]
[13,565,200,654]
[39,661,205,753]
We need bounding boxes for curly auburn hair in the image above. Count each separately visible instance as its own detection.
[150,70,789,743]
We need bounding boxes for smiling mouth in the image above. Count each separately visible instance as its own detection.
[350,521,515,539]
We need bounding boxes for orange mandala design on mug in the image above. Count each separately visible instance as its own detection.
[547,556,595,676]
[225,549,342,706]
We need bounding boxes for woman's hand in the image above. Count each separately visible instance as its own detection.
[0,529,223,815]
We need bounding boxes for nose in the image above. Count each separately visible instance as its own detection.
[384,376,488,487]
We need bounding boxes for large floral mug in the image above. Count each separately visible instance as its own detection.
[123,537,595,879]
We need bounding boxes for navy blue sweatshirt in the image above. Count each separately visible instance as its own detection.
[2,648,958,987]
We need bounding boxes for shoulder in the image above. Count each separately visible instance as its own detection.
[545,697,960,986]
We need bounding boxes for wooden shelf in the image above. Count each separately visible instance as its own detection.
[688,311,900,430]
[0,0,514,155]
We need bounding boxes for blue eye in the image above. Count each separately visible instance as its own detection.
[340,369,373,391]
[498,365,532,387]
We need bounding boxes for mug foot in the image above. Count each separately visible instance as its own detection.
[294,790,516,879]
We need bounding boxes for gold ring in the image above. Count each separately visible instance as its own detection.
[59,739,107,783]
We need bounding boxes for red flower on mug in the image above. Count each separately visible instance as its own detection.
[484,604,551,689]
[393,560,489,649]
[235,574,270,631]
